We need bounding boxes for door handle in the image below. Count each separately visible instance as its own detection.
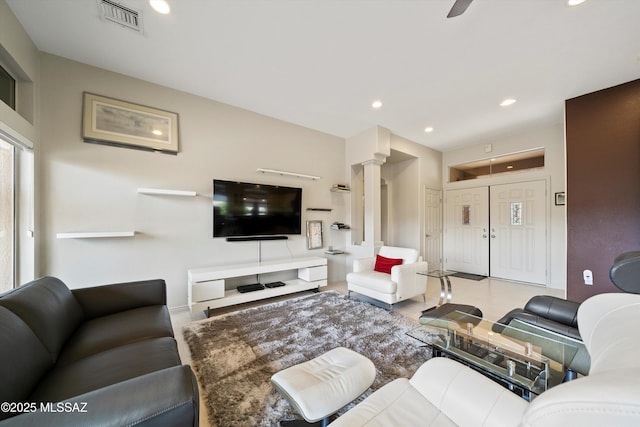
[482,234,487,238]
[491,234,496,238]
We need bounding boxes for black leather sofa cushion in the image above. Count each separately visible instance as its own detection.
[56,305,174,366]
[0,277,83,360]
[495,295,581,340]
[30,337,181,403]
[71,279,167,320]
[524,295,579,328]
[496,308,581,340]
[0,307,52,406]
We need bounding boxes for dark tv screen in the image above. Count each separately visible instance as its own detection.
[213,180,302,237]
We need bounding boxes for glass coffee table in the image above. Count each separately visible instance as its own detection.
[407,310,578,401]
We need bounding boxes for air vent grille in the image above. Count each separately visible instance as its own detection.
[98,0,143,33]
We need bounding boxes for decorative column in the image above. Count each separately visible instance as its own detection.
[346,126,390,258]
[361,157,385,250]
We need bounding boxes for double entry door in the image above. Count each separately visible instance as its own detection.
[444,180,547,284]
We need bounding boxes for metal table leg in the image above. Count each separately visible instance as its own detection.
[438,276,453,306]
[444,275,453,303]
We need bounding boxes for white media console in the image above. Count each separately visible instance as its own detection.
[187,257,328,314]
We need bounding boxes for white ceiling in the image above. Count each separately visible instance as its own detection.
[7,0,640,152]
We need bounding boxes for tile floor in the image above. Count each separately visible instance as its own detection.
[170,276,564,426]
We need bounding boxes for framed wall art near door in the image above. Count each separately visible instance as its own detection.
[81,92,179,154]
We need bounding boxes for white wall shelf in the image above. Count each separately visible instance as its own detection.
[56,231,135,239]
[330,184,350,193]
[137,188,197,196]
[257,168,320,181]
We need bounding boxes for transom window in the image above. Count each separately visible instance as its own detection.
[0,64,16,110]
[449,149,545,182]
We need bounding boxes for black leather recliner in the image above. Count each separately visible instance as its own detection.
[493,250,640,377]
[494,295,589,376]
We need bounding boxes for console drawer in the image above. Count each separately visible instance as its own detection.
[298,266,327,282]
[192,280,225,301]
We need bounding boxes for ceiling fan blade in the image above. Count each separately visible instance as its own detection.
[447,0,474,18]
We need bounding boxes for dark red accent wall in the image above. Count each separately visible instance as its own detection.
[566,79,640,302]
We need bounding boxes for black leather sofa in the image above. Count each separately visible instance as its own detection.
[0,276,199,426]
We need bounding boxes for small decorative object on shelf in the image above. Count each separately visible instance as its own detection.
[325,247,345,255]
[331,184,350,192]
[330,222,350,230]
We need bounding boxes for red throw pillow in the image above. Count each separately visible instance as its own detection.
[374,255,403,274]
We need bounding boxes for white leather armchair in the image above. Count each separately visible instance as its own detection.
[330,292,640,426]
[346,246,428,310]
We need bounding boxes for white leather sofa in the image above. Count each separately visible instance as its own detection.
[330,292,640,426]
[346,246,428,310]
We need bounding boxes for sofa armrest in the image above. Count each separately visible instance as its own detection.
[0,365,199,427]
[411,357,528,426]
[353,257,375,273]
[390,261,427,282]
[72,279,167,320]
[391,261,428,298]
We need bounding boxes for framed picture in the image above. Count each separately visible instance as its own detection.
[306,220,323,250]
[555,192,566,206]
[82,92,179,154]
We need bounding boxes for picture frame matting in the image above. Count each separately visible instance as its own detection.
[81,92,179,154]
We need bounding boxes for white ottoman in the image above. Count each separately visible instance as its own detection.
[271,347,376,426]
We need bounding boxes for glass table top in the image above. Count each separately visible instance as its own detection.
[407,310,579,397]
[417,269,457,278]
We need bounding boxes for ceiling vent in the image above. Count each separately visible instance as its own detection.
[98,0,143,33]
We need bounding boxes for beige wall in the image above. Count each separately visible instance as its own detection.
[39,53,346,308]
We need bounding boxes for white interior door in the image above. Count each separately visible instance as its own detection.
[444,187,489,276]
[490,180,547,284]
[424,188,442,271]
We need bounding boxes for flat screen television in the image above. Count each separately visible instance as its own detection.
[213,179,302,238]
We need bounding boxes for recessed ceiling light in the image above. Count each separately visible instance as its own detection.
[567,0,586,6]
[371,100,383,109]
[150,0,171,14]
[152,129,163,136]
[500,98,517,107]
[424,127,434,133]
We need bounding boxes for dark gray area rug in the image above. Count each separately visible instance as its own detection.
[183,291,431,427]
